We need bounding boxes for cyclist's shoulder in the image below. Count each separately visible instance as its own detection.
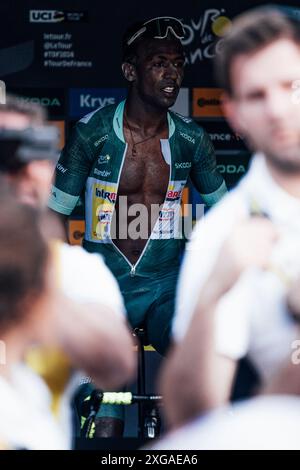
[170,110,207,140]
[75,103,117,137]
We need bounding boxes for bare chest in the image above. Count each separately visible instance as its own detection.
[118,138,170,199]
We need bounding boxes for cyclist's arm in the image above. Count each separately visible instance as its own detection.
[190,129,227,207]
[48,124,92,223]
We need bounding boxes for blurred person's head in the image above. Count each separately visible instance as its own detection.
[215,8,300,174]
[0,187,52,362]
[0,95,58,208]
[0,94,46,129]
[121,17,185,110]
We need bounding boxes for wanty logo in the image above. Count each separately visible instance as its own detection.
[180,9,232,64]
[98,210,112,223]
[159,209,175,221]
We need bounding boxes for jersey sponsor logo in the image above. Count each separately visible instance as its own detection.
[94,134,108,147]
[159,228,174,235]
[166,189,182,201]
[95,187,117,203]
[179,132,195,144]
[98,210,112,223]
[175,162,192,169]
[98,154,110,164]
[56,163,67,174]
[159,209,175,221]
[94,168,111,178]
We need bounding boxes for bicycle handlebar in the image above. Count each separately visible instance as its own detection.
[97,391,163,405]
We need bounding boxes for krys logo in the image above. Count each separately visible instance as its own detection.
[180,9,232,64]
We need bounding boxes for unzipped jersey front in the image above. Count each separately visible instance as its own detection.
[48,100,227,279]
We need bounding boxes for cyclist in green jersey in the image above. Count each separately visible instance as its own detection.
[48,16,227,436]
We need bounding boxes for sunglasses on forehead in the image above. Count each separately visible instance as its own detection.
[126,16,185,46]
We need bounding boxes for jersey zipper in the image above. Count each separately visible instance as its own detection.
[110,138,172,277]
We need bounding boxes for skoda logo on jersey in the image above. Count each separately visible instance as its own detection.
[175,162,192,169]
[98,154,110,165]
[94,134,108,147]
[179,132,195,144]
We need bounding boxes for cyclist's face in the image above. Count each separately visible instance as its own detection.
[133,38,185,110]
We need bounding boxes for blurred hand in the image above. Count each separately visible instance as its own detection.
[212,217,278,296]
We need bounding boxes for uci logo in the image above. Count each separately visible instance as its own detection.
[29,10,65,23]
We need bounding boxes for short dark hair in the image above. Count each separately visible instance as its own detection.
[0,188,48,331]
[214,7,300,95]
[122,20,145,63]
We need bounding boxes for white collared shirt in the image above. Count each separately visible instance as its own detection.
[0,364,68,450]
[151,396,300,450]
[173,154,300,382]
